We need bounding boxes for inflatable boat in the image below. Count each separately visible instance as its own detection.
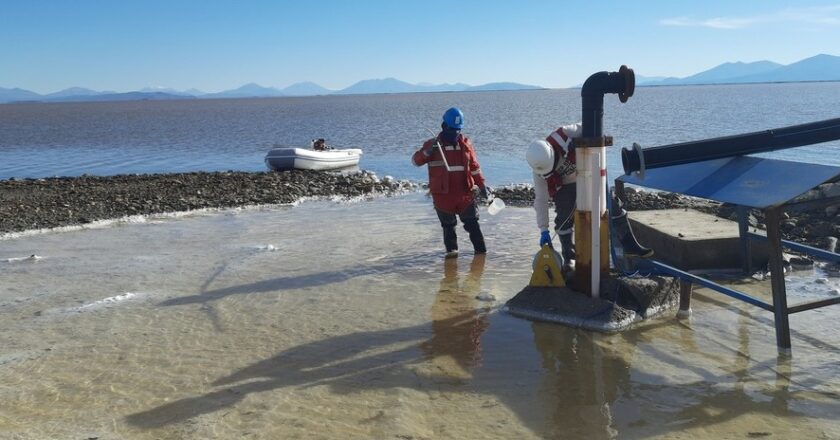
[264,147,363,171]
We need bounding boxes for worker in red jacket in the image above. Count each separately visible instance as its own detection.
[413,107,488,258]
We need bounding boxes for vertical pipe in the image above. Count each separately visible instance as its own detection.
[591,152,601,298]
[737,206,752,274]
[576,66,633,295]
[765,207,792,353]
[575,147,593,293]
[599,152,609,276]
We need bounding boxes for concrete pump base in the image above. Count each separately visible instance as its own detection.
[504,273,681,333]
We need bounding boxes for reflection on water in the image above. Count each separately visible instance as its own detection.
[421,256,490,379]
[0,194,839,439]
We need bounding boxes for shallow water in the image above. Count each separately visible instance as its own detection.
[1,194,839,439]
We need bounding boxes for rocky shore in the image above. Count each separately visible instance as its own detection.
[492,182,840,252]
[0,170,416,235]
[1,171,837,254]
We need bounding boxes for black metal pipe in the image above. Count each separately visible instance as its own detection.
[622,117,840,175]
[581,65,635,138]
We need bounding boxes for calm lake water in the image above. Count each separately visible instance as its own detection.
[2,84,840,439]
[1,82,840,184]
[1,195,838,439]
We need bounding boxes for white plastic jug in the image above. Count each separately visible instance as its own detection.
[487,197,505,215]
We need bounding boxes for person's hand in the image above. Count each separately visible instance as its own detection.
[479,186,489,201]
[540,230,552,248]
[424,141,440,156]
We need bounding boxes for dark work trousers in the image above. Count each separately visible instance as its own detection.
[435,200,486,254]
[553,183,576,262]
[552,183,576,235]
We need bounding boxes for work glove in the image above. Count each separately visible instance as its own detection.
[479,186,489,201]
[540,230,553,248]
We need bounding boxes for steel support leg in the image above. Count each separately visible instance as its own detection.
[765,207,791,352]
[678,280,692,318]
[737,205,752,274]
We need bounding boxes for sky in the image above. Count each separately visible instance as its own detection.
[2,0,839,94]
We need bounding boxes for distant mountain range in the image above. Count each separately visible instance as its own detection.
[4,54,837,104]
[637,54,840,86]
[0,78,542,104]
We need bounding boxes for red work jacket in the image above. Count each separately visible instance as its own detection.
[412,133,486,214]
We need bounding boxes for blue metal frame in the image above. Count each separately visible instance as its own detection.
[613,155,840,352]
[645,260,773,311]
[747,232,840,264]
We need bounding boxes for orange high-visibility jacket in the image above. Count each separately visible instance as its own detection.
[412,133,485,214]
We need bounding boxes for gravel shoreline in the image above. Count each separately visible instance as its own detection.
[1,171,838,254]
[492,183,840,252]
[0,170,416,235]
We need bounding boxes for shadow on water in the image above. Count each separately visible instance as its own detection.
[127,255,840,438]
[157,251,442,307]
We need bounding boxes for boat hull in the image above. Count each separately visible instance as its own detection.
[265,148,363,171]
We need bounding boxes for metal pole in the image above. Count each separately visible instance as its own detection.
[737,206,752,274]
[678,281,692,318]
[765,207,792,353]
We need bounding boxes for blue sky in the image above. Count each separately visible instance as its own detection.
[2,0,839,93]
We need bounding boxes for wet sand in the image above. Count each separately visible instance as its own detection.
[1,194,839,439]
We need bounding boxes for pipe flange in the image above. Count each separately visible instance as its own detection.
[618,65,635,103]
[632,142,645,179]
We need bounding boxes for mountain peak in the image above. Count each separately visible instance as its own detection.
[637,54,839,86]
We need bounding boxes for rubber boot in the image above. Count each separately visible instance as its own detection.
[558,232,575,263]
[612,210,653,258]
[464,220,486,254]
[443,225,458,258]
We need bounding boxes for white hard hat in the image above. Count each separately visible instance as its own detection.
[526,139,554,175]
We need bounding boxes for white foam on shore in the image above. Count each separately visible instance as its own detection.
[0,189,420,241]
[0,205,288,241]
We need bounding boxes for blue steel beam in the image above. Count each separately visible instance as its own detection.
[747,232,840,263]
[648,261,774,312]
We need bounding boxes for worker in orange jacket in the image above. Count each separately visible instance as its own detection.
[413,107,488,258]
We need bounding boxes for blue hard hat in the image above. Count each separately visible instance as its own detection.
[442,107,464,130]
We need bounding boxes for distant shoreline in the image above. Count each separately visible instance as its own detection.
[0,87,549,106]
[4,81,839,105]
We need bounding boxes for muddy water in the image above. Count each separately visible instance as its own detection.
[1,193,839,439]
